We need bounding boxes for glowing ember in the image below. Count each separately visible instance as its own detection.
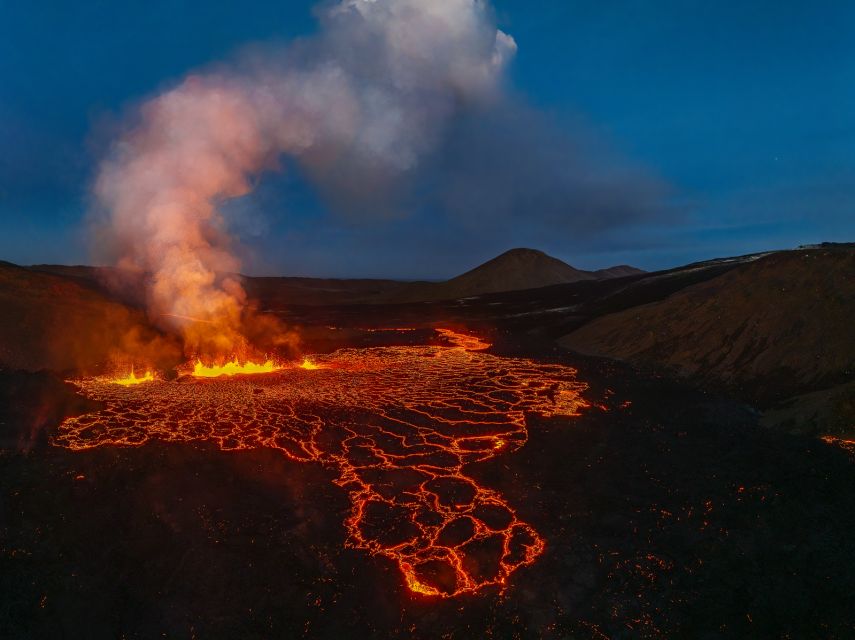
[57,329,590,598]
[821,435,855,455]
[190,359,280,378]
[108,369,156,386]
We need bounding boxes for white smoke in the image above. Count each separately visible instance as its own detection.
[93,0,516,359]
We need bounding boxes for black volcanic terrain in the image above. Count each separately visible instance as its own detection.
[561,246,855,436]
[2,245,855,638]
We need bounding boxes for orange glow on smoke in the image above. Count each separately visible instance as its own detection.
[190,358,281,378]
[58,329,590,598]
[108,369,156,386]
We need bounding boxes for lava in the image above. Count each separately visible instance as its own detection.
[435,328,491,351]
[56,329,590,597]
[821,435,855,455]
[189,358,281,378]
[108,369,156,386]
[298,358,324,370]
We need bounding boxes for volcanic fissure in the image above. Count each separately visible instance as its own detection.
[56,329,589,597]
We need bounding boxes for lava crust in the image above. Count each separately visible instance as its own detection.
[56,329,589,597]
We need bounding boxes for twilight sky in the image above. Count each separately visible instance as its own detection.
[1,0,853,278]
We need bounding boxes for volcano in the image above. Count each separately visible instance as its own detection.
[1,245,855,638]
[3,0,853,633]
[388,248,645,303]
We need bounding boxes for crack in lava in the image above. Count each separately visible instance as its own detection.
[55,329,589,597]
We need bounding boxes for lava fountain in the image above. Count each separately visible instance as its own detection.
[189,358,282,378]
[56,329,590,597]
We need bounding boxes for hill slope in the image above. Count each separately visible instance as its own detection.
[32,250,645,306]
[0,262,177,372]
[31,265,417,308]
[241,276,417,308]
[560,246,855,430]
[389,248,643,302]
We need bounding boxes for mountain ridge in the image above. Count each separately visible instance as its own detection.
[29,248,645,305]
[385,248,645,303]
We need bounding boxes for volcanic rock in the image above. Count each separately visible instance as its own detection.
[560,245,855,435]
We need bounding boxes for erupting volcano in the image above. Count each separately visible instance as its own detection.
[67,0,559,597]
[4,0,855,632]
[57,329,589,597]
[87,0,518,374]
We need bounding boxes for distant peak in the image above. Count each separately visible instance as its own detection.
[493,248,550,259]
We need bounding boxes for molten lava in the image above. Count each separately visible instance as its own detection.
[435,328,491,351]
[298,358,324,370]
[57,329,590,598]
[108,369,156,386]
[821,435,855,455]
[190,358,281,378]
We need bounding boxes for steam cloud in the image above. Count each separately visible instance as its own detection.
[93,0,516,360]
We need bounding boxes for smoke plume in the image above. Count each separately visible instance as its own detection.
[93,0,516,360]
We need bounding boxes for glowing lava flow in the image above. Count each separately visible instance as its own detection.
[435,328,491,351]
[108,369,156,386]
[821,435,855,456]
[190,359,281,378]
[56,330,590,597]
[299,358,324,370]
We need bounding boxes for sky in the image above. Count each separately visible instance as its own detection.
[0,0,853,279]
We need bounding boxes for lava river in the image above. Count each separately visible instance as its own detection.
[55,329,590,597]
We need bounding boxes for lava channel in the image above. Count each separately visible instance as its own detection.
[56,329,590,598]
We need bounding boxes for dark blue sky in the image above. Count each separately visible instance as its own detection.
[1,0,853,278]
